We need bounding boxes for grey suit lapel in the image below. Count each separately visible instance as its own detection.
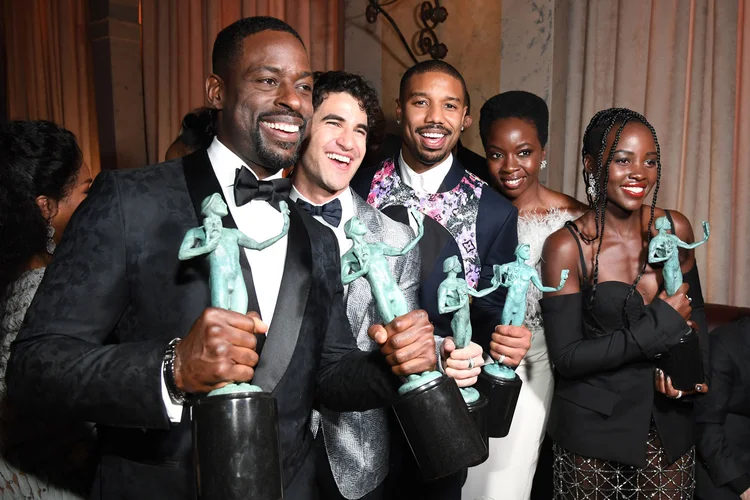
[345,193,385,338]
[345,194,374,336]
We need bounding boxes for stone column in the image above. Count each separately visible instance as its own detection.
[88,0,146,170]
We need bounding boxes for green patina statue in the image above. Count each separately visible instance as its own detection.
[341,209,440,395]
[484,243,569,380]
[437,255,501,403]
[648,216,710,296]
[178,193,290,395]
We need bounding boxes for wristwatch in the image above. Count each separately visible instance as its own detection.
[163,338,187,405]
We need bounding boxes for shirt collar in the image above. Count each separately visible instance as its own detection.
[289,186,354,230]
[207,136,284,187]
[397,150,454,194]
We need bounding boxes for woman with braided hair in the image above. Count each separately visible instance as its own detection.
[539,108,709,499]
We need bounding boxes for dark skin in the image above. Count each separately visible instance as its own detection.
[482,116,582,369]
[396,71,467,174]
[485,117,586,215]
[175,31,436,394]
[396,73,532,367]
[206,30,313,179]
[541,122,708,398]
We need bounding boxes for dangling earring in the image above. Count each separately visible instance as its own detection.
[46,220,56,255]
[587,182,598,201]
[540,160,547,170]
[396,119,401,125]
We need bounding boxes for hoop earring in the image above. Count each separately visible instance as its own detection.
[540,160,547,170]
[46,220,56,255]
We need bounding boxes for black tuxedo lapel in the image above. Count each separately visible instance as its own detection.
[181,149,261,316]
[252,201,312,392]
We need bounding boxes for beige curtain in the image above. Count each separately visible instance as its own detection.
[3,0,100,174]
[550,0,750,307]
[141,0,344,165]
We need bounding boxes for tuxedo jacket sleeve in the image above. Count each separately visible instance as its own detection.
[696,319,750,493]
[470,192,519,351]
[309,216,402,412]
[7,170,170,429]
[541,293,689,380]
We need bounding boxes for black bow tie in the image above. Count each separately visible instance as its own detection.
[295,198,343,227]
[233,167,291,210]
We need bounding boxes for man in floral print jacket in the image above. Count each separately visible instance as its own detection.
[352,60,532,500]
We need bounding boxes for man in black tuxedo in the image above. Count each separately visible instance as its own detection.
[351,60,531,499]
[7,17,436,500]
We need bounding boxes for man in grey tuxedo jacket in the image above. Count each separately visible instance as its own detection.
[291,71,483,500]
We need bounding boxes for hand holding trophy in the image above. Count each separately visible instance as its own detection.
[178,193,290,500]
[648,215,710,393]
[479,243,567,437]
[341,209,488,480]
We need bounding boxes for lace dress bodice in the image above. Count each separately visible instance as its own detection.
[0,268,45,394]
[0,268,96,499]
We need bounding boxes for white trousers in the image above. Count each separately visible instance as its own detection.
[462,327,554,500]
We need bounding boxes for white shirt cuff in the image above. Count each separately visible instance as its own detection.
[161,360,184,423]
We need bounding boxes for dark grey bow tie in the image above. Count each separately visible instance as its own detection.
[295,198,343,227]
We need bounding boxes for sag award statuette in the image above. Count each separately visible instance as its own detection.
[477,243,568,438]
[437,255,503,457]
[179,193,290,500]
[341,210,487,481]
[648,216,710,391]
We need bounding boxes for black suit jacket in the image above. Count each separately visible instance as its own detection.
[351,155,518,348]
[7,150,400,500]
[696,318,750,499]
[541,265,709,467]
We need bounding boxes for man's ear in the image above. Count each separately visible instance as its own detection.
[462,113,472,130]
[206,74,225,110]
[35,195,58,221]
[395,99,402,124]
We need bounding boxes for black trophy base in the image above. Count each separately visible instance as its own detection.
[657,328,704,391]
[393,375,487,482]
[477,370,522,438]
[466,392,489,466]
[192,391,283,500]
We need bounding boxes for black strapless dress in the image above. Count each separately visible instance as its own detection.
[552,280,696,500]
[545,221,706,500]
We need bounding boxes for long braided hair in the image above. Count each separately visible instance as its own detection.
[579,108,662,311]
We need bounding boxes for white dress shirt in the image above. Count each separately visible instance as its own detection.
[289,187,354,300]
[397,150,453,193]
[397,150,453,235]
[162,137,289,422]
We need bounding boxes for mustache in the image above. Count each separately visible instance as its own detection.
[415,125,451,135]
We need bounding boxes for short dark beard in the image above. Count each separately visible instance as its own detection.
[253,129,302,172]
[414,147,448,166]
[253,112,308,173]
